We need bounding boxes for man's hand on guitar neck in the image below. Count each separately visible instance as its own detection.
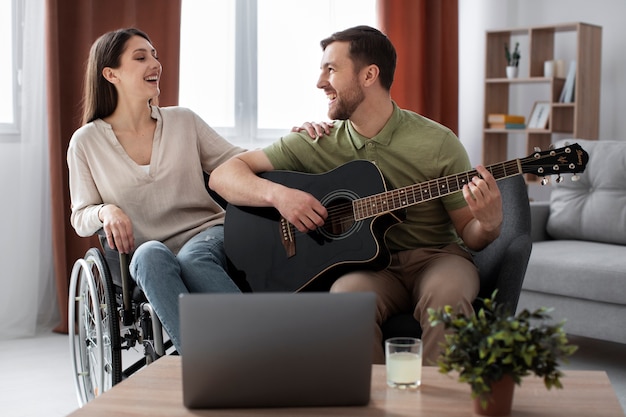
[454,164,503,250]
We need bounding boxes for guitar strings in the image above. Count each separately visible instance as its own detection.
[282,153,557,238]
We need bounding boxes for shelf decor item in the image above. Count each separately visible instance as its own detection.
[505,66,518,79]
[428,291,577,416]
[504,42,520,78]
[559,60,577,103]
[487,113,526,129]
[527,101,551,129]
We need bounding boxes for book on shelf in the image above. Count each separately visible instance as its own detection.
[488,122,526,129]
[559,60,576,103]
[487,114,526,124]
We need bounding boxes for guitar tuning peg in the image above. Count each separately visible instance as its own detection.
[555,175,563,184]
[541,177,550,186]
[534,147,541,152]
[571,174,580,182]
[548,143,555,150]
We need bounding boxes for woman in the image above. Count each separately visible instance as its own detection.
[67,28,245,354]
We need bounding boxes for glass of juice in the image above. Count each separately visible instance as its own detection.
[385,337,422,389]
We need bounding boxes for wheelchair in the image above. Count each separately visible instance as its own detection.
[67,175,239,406]
[68,231,173,406]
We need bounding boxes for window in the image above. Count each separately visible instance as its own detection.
[180,0,376,148]
[0,0,22,142]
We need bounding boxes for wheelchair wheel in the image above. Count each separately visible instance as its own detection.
[68,248,122,406]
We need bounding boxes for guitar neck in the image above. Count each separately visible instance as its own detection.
[353,158,522,221]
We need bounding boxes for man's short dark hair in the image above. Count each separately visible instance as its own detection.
[320,25,397,91]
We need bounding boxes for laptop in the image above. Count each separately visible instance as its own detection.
[179,292,376,409]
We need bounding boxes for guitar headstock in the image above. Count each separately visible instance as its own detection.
[521,143,589,180]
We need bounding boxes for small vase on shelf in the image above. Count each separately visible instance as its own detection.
[506,66,518,79]
[504,42,520,79]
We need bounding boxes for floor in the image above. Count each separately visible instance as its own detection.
[1,330,625,416]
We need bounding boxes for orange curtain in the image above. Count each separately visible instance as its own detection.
[377,0,458,134]
[46,0,181,333]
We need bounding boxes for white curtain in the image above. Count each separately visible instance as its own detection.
[0,0,56,339]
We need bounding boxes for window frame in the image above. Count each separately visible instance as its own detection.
[179,0,376,149]
[230,0,290,149]
[0,0,22,143]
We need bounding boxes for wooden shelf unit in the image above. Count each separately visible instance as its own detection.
[482,22,602,175]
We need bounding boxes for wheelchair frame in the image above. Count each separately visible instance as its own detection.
[68,235,172,406]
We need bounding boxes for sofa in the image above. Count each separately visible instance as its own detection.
[517,139,626,344]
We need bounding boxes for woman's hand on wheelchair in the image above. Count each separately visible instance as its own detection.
[99,204,135,253]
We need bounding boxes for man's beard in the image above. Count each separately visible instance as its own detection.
[328,83,365,120]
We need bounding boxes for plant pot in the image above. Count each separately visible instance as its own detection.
[505,66,518,79]
[473,374,516,416]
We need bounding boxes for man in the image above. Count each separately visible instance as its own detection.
[210,25,502,364]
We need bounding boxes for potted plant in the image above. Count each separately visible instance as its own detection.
[428,291,577,416]
[504,42,521,78]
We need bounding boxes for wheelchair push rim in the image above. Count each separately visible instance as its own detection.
[68,248,122,406]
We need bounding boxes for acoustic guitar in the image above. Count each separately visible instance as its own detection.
[224,143,588,292]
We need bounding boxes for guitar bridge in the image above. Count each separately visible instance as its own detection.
[280,217,296,258]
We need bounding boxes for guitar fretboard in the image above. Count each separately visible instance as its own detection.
[352,159,523,221]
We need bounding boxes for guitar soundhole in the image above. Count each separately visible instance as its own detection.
[319,191,360,240]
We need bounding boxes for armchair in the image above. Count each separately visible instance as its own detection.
[381,174,532,340]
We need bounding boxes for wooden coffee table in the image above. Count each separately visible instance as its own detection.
[68,356,624,416]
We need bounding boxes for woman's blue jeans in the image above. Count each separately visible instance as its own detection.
[129,225,240,353]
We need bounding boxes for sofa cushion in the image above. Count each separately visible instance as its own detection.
[524,240,626,305]
[546,139,626,245]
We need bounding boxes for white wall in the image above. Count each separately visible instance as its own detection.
[459,0,626,165]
